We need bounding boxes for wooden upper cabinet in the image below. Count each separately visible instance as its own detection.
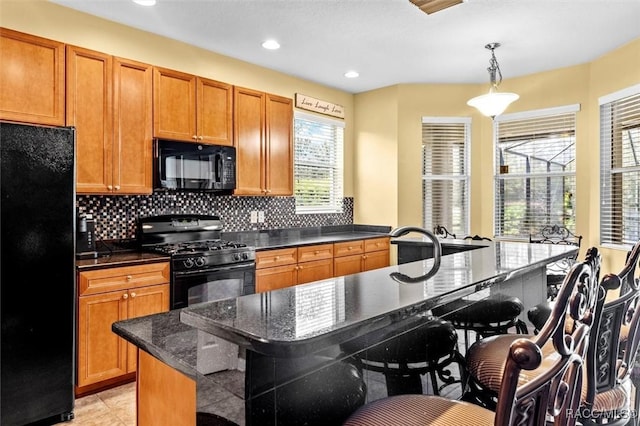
[153,67,233,145]
[198,77,233,145]
[234,87,293,196]
[68,46,153,195]
[234,87,266,195]
[0,28,65,126]
[113,57,153,194]
[265,94,294,196]
[66,45,113,194]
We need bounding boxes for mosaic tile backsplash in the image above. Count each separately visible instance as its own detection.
[77,193,354,240]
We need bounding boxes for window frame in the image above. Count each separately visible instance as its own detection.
[293,111,345,214]
[599,83,640,249]
[421,116,471,236]
[493,104,580,240]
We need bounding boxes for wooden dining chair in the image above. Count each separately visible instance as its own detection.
[465,243,640,425]
[463,247,602,409]
[343,248,601,426]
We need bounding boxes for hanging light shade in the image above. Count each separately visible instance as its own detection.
[467,42,519,118]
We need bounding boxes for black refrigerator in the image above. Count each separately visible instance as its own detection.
[1,122,76,425]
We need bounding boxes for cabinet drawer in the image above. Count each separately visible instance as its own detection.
[79,262,170,296]
[256,248,297,269]
[333,240,364,257]
[297,244,333,263]
[365,237,390,252]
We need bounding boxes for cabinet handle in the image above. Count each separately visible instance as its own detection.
[126,275,132,281]
[314,250,319,255]
[192,135,198,140]
[130,292,136,298]
[297,265,302,270]
[122,293,128,300]
[363,255,367,259]
[114,185,120,190]
[275,256,280,260]
[198,136,203,140]
[107,185,113,190]
[348,246,353,251]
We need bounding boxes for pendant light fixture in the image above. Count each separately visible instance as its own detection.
[467,42,519,118]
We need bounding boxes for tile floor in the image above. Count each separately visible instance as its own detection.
[55,382,136,426]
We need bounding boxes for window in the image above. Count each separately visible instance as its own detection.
[422,117,470,236]
[494,105,579,239]
[294,112,344,213]
[600,84,640,247]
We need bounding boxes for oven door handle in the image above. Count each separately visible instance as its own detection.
[173,261,256,276]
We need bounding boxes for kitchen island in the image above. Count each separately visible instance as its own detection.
[112,240,579,426]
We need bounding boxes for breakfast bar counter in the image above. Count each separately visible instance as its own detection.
[112,240,579,425]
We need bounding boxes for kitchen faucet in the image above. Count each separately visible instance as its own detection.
[388,226,442,283]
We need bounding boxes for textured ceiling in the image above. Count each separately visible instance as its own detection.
[51,0,640,94]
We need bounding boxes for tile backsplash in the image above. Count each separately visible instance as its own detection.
[77,192,354,240]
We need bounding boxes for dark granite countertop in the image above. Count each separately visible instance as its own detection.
[77,225,392,270]
[113,240,579,372]
[222,224,392,250]
[76,251,170,270]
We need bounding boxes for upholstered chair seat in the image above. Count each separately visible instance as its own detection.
[343,394,495,426]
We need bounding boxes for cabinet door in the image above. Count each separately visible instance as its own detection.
[198,77,233,146]
[126,284,170,373]
[153,67,196,141]
[67,45,113,194]
[256,264,298,292]
[113,57,153,194]
[234,86,266,195]
[265,94,293,196]
[363,250,390,271]
[334,254,363,277]
[77,291,128,387]
[297,259,334,284]
[0,28,65,126]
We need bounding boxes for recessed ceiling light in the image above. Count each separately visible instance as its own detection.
[344,71,359,78]
[133,0,156,5]
[262,40,280,50]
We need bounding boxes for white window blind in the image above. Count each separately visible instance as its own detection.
[600,85,640,247]
[494,105,578,239]
[294,112,344,214]
[422,117,470,236]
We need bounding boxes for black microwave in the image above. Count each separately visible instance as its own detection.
[154,139,236,192]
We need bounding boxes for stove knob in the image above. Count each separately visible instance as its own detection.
[183,258,194,269]
[233,253,241,261]
[195,257,206,267]
[241,252,249,260]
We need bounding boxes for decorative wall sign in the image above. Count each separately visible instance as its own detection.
[295,94,344,119]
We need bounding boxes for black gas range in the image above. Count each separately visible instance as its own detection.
[138,214,256,309]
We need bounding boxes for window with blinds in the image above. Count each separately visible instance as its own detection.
[600,85,640,247]
[494,105,579,239]
[294,112,344,214]
[422,117,470,236]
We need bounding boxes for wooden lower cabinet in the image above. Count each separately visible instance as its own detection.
[256,238,390,292]
[76,262,170,395]
[256,244,334,292]
[334,237,391,276]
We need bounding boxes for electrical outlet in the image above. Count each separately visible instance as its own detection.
[258,211,265,223]
[250,211,258,223]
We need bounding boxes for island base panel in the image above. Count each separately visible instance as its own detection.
[138,349,197,426]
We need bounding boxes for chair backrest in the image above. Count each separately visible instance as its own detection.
[463,235,492,241]
[529,224,583,276]
[529,224,582,248]
[494,247,601,426]
[583,240,640,411]
[433,225,456,239]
